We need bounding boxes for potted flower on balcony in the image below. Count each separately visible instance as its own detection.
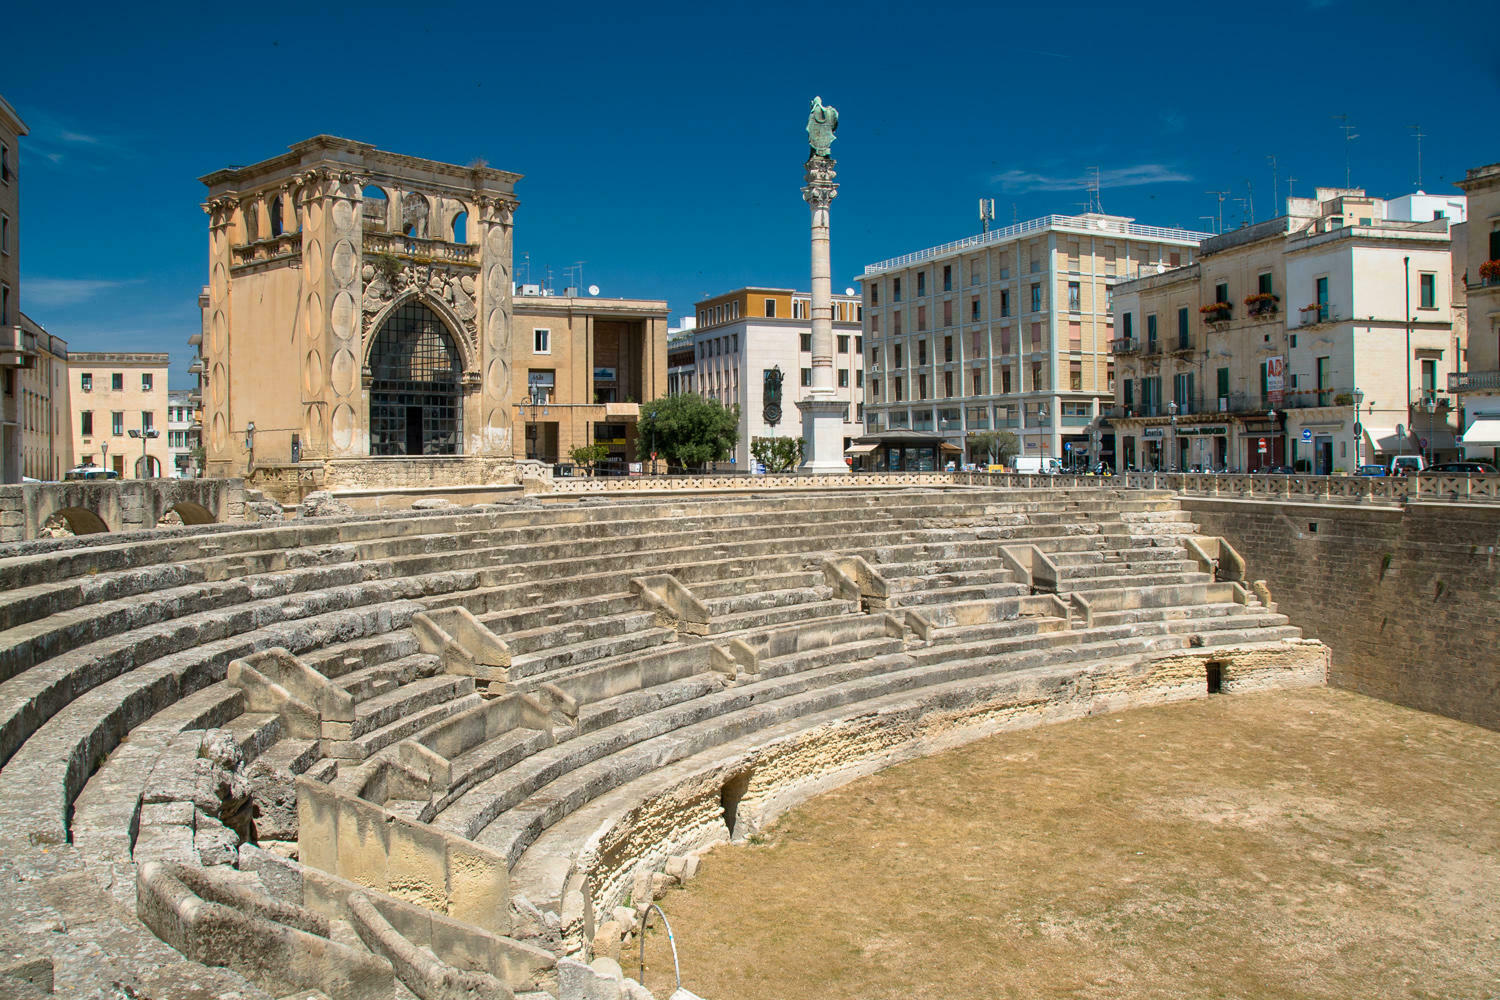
[1199,302,1232,322]
[1244,292,1280,317]
[1481,259,1500,285]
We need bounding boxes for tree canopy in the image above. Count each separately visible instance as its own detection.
[966,430,1020,467]
[638,395,740,470]
[750,436,804,472]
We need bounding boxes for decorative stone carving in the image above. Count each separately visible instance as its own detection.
[400,192,429,237]
[359,259,480,361]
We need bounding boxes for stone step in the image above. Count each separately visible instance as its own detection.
[328,685,484,760]
[703,586,835,617]
[690,571,824,600]
[335,652,443,702]
[509,626,677,679]
[495,609,661,657]
[346,671,472,739]
[757,636,907,679]
[708,598,857,635]
[888,581,1030,608]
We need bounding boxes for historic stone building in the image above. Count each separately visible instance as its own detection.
[0,94,29,483]
[16,312,69,480]
[1451,162,1500,459]
[198,136,666,485]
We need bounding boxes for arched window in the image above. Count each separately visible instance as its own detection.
[451,210,468,244]
[368,300,462,456]
[269,195,284,237]
[362,185,390,232]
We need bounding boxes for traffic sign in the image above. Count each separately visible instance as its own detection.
[1258,437,1267,454]
[1301,428,1312,442]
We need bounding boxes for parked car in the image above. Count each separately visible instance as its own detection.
[1389,455,1425,477]
[63,465,120,480]
[1355,464,1388,477]
[1424,461,1498,475]
[1255,465,1294,475]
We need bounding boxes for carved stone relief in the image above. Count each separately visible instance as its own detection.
[361,260,479,364]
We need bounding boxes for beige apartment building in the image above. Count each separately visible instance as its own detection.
[858,213,1208,468]
[1112,188,1459,473]
[195,136,666,483]
[692,287,863,468]
[511,292,668,467]
[17,313,70,479]
[0,94,29,483]
[1450,162,1500,459]
[68,352,170,477]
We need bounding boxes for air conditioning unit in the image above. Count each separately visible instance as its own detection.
[517,283,542,297]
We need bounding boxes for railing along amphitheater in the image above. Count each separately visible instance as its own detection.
[0,479,1331,1000]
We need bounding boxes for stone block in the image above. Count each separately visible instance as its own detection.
[558,957,622,1000]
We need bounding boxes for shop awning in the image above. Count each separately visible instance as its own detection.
[939,442,962,454]
[844,443,878,456]
[1460,418,1500,447]
[1363,426,1406,452]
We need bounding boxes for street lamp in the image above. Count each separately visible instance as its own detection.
[1351,387,1365,469]
[1266,408,1278,472]
[1168,400,1178,471]
[127,428,161,478]
[100,440,110,475]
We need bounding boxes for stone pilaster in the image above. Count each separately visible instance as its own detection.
[475,196,517,457]
[203,198,236,472]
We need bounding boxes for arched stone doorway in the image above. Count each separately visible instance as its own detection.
[367,300,463,456]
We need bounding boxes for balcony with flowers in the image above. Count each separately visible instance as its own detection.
[1199,301,1233,326]
[1244,292,1280,318]
[1479,259,1500,288]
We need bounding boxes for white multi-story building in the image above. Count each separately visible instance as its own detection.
[692,287,863,468]
[1385,191,1467,225]
[167,389,199,477]
[858,213,1209,467]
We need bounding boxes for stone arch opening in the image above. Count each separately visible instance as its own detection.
[450,210,468,244]
[720,770,753,841]
[400,192,429,238]
[268,195,284,237]
[134,455,161,479]
[367,300,463,456]
[166,501,215,526]
[48,506,109,535]
[361,185,390,232]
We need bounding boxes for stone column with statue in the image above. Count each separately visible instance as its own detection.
[797,96,851,474]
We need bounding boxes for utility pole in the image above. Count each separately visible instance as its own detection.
[1409,123,1426,189]
[1333,114,1358,188]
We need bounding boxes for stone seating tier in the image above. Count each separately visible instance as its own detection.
[0,487,1325,1000]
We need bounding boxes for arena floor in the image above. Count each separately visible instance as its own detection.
[639,687,1500,999]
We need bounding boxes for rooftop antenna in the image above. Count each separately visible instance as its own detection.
[1245,180,1255,224]
[543,265,554,294]
[1408,123,1426,189]
[1333,113,1358,188]
[1012,202,1019,224]
[978,197,995,234]
[1085,166,1104,214]
[1266,155,1278,215]
[517,252,531,286]
[1199,215,1218,235]
[1205,189,1229,234]
[1233,196,1250,229]
[1287,176,1298,200]
[564,260,587,291]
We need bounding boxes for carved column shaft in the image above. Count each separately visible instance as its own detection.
[802,156,839,398]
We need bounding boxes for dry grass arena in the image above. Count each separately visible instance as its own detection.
[641,687,1500,999]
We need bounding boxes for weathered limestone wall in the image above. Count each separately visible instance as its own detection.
[0,479,247,541]
[249,457,520,504]
[1184,498,1500,730]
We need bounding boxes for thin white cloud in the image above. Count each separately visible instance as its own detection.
[22,112,131,171]
[992,164,1193,192]
[23,278,136,307]
[58,130,101,145]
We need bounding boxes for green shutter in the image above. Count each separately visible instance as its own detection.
[1217,367,1229,398]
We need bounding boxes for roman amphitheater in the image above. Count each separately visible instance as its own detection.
[0,474,1493,999]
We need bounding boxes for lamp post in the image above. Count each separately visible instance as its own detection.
[127,428,161,478]
[1351,387,1365,469]
[1404,256,1412,459]
[1266,408,1278,471]
[1168,400,1178,471]
[100,440,109,476]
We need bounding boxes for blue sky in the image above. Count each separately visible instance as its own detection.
[6,0,1496,387]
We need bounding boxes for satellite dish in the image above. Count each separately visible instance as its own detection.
[587,285,600,296]
[844,287,855,296]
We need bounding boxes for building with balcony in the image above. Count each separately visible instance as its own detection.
[0,94,29,483]
[1112,187,1460,473]
[858,213,1208,468]
[692,287,863,469]
[16,313,69,480]
[167,389,199,478]
[510,290,669,466]
[666,316,697,396]
[68,353,170,477]
[1450,163,1500,460]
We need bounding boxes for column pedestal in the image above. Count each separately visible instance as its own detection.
[797,397,850,474]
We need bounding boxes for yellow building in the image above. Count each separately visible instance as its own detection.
[68,352,170,477]
[511,292,668,467]
[858,213,1207,467]
[16,313,70,480]
[1112,188,1459,473]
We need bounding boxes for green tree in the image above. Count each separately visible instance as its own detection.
[637,395,740,470]
[750,436,804,472]
[569,442,610,476]
[966,430,1020,467]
